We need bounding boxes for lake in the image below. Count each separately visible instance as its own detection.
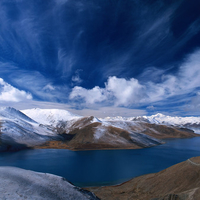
[0,137,200,187]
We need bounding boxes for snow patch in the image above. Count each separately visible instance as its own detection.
[91,117,102,123]
[94,126,106,140]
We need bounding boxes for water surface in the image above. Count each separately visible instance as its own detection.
[0,137,200,187]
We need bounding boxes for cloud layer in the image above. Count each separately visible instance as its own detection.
[0,78,32,102]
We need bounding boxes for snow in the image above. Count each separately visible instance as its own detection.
[143,113,200,126]
[91,116,102,123]
[94,126,106,140]
[1,106,200,148]
[0,107,36,123]
[102,113,200,128]
[21,108,82,125]
[0,107,57,147]
[0,167,98,200]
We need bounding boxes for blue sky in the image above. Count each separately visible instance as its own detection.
[1,0,200,117]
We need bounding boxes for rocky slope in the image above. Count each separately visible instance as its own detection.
[0,167,99,200]
[87,156,200,200]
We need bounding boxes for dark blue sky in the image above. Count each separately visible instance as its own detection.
[0,0,200,117]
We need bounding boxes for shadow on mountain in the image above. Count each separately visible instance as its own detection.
[0,135,30,152]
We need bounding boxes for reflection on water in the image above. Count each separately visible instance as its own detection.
[0,137,200,187]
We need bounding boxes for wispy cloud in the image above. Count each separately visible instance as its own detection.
[10,70,70,102]
[0,61,69,103]
[0,78,32,102]
[71,69,83,86]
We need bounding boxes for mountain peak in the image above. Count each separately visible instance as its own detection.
[21,108,82,125]
[152,113,166,117]
[0,107,36,123]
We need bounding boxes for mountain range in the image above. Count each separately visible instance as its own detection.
[0,107,199,151]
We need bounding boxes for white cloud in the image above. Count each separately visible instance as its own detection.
[70,76,145,106]
[0,78,32,102]
[106,76,145,106]
[70,86,106,104]
[145,49,200,102]
[69,49,200,107]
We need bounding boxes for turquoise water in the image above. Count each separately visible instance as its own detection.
[0,137,200,187]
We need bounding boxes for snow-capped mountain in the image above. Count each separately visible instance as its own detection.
[143,113,200,125]
[21,108,81,126]
[141,113,200,134]
[56,116,162,150]
[0,107,199,151]
[0,107,36,123]
[103,113,200,134]
[0,107,58,151]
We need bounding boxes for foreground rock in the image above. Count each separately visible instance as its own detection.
[87,157,200,200]
[0,167,99,200]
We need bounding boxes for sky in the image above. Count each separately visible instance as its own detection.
[0,0,200,117]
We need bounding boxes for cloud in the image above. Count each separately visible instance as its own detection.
[71,69,83,85]
[10,70,70,102]
[0,100,146,118]
[43,84,55,91]
[0,78,32,102]
[70,49,200,108]
[69,106,147,118]
[70,86,106,104]
[105,76,145,106]
[183,92,200,115]
[70,76,145,107]
[0,60,71,103]
[146,49,200,103]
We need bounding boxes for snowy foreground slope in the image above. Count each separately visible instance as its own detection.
[0,167,98,200]
[0,107,199,151]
